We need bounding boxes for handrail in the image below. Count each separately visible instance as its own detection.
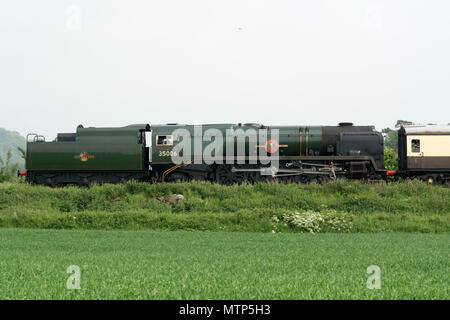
[26,133,45,142]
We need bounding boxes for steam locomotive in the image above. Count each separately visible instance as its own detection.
[21,122,450,186]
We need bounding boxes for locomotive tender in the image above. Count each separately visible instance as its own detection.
[21,122,450,186]
[25,124,151,185]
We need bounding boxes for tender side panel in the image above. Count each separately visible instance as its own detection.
[27,142,142,171]
[27,170,149,185]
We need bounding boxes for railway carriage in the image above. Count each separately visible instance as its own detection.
[398,125,450,183]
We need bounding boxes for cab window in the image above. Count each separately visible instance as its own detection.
[156,135,173,146]
[411,139,420,153]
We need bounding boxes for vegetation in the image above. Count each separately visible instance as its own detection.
[1,124,446,300]
[382,128,398,152]
[0,127,26,181]
[0,228,447,299]
[382,120,414,153]
[0,149,23,183]
[0,127,25,169]
[0,180,448,233]
[383,148,398,170]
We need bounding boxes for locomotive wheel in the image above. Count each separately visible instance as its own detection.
[166,173,190,183]
[246,164,261,183]
[215,165,234,185]
[247,165,275,184]
[45,177,57,188]
[315,175,329,185]
[215,165,245,185]
[292,175,311,184]
[234,164,251,184]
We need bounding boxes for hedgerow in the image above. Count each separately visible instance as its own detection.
[0,180,448,232]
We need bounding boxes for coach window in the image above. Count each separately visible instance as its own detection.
[411,139,420,153]
[156,135,173,146]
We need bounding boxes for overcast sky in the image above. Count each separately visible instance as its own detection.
[1,0,449,139]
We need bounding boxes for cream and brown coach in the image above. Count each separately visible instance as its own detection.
[398,125,450,183]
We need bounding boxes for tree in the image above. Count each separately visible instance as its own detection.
[0,127,26,169]
[395,120,413,128]
[17,147,25,160]
[382,120,414,153]
[384,148,398,170]
[381,128,398,152]
[0,149,20,182]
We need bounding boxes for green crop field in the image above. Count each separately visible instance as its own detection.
[0,228,448,299]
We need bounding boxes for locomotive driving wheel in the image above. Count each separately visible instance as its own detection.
[215,165,246,185]
[244,164,273,184]
[166,172,190,183]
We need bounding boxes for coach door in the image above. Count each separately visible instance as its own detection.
[407,136,423,168]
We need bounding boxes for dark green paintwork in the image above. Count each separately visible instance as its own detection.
[27,126,146,171]
[151,123,323,164]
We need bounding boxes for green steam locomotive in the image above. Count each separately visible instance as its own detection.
[23,122,388,186]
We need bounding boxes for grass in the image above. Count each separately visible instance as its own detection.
[1,181,446,300]
[0,228,448,299]
[0,180,449,232]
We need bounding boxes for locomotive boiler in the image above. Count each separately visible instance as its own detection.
[150,122,385,184]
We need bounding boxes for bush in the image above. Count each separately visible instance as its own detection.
[272,211,353,233]
[384,148,398,170]
[0,180,448,233]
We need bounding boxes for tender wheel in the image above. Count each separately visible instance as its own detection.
[45,177,57,188]
[78,177,91,187]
